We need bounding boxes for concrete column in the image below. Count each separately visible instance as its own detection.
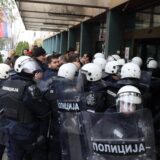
[49,38,52,54]
[46,39,49,53]
[53,36,56,53]
[80,22,95,56]
[68,28,76,50]
[56,34,61,53]
[51,37,54,54]
[61,31,68,54]
[105,10,124,57]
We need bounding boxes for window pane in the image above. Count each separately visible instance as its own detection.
[135,9,151,29]
[153,6,160,27]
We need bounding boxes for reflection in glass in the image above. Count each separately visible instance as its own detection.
[135,9,151,29]
[153,6,160,27]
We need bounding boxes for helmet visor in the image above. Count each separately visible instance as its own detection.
[116,92,142,113]
[22,59,41,74]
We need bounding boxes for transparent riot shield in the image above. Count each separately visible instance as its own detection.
[82,109,156,160]
[54,76,85,160]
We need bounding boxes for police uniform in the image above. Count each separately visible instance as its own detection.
[83,80,107,112]
[41,77,61,160]
[0,79,9,160]
[148,77,160,159]
[0,74,50,160]
[104,75,121,109]
[53,76,84,160]
[82,83,156,160]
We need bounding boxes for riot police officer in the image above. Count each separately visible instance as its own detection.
[146,59,160,158]
[117,58,125,68]
[82,85,156,160]
[118,62,151,109]
[118,62,141,86]
[106,54,121,62]
[0,63,11,159]
[131,56,143,68]
[93,57,107,72]
[93,53,105,59]
[146,58,160,78]
[116,85,142,113]
[81,63,107,112]
[42,63,78,160]
[93,57,107,79]
[103,60,121,108]
[0,56,51,160]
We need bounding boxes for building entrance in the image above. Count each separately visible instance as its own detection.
[134,39,160,67]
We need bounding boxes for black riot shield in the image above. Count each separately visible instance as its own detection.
[54,77,85,160]
[82,109,156,160]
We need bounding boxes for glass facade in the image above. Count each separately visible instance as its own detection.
[153,6,160,27]
[135,5,160,29]
[135,9,151,29]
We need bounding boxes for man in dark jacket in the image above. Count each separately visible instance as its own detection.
[43,55,60,81]
[32,47,47,72]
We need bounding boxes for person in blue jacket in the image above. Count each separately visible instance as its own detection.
[43,54,60,81]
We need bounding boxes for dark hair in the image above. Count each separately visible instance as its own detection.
[32,47,46,57]
[10,55,19,67]
[46,55,59,64]
[53,53,61,57]
[84,54,93,62]
[22,49,29,55]
[68,54,80,63]
[23,48,29,52]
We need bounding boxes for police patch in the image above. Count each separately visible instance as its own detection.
[86,93,96,106]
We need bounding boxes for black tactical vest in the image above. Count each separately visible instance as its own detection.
[0,79,35,123]
[83,81,108,112]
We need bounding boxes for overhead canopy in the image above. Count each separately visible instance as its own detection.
[15,0,128,33]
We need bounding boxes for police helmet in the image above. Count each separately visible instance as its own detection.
[14,56,41,74]
[105,61,120,75]
[147,59,158,69]
[94,53,105,59]
[120,62,141,79]
[93,57,107,71]
[131,57,143,67]
[117,58,125,66]
[107,54,121,62]
[58,63,77,80]
[116,85,142,113]
[0,63,11,79]
[146,57,154,65]
[81,63,102,81]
